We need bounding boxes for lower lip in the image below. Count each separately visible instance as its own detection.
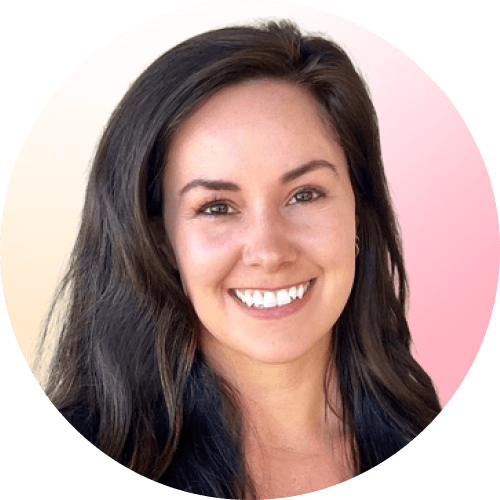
[231,280,316,320]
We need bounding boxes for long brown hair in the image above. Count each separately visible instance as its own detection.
[39,20,441,497]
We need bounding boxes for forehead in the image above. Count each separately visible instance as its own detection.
[165,79,344,184]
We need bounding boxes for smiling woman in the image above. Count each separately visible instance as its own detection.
[165,80,357,371]
[37,20,441,499]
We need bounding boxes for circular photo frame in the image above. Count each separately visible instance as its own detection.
[0,1,500,496]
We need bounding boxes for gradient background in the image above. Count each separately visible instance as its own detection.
[1,0,499,498]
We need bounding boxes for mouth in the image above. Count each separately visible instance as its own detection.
[230,279,316,309]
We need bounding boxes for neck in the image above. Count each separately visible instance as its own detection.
[201,332,339,447]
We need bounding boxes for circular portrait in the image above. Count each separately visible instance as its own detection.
[2,1,499,499]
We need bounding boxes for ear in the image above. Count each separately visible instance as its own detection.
[149,216,179,271]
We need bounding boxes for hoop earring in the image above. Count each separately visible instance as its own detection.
[355,235,360,257]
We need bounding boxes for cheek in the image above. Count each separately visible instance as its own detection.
[174,224,239,293]
[296,207,355,257]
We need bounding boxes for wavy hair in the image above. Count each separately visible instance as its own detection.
[39,20,441,498]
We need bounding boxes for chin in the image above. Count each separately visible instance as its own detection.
[205,326,333,367]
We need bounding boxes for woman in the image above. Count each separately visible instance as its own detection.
[39,20,441,498]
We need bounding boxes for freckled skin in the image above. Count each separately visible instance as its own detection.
[163,80,356,366]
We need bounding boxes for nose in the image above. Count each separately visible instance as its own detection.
[241,209,298,272]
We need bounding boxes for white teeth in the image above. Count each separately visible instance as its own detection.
[263,291,277,308]
[233,280,312,309]
[244,290,254,307]
[276,289,292,306]
[253,291,264,308]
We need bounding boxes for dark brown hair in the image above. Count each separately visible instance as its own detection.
[39,20,441,498]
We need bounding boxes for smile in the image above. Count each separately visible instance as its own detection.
[232,279,314,309]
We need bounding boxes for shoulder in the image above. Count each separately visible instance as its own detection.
[59,404,99,443]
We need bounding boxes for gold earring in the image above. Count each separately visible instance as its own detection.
[355,235,360,257]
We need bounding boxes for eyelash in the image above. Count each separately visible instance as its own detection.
[197,187,326,217]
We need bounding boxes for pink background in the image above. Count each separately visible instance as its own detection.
[353,36,500,405]
[5,3,496,407]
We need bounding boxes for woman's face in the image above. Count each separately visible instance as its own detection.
[163,80,356,365]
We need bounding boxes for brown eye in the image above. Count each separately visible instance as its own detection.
[296,191,314,202]
[289,188,324,205]
[200,201,237,216]
[205,203,228,214]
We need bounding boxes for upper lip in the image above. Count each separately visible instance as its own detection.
[229,278,315,292]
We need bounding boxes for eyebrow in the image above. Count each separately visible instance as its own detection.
[178,159,338,197]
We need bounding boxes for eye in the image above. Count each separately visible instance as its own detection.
[288,187,325,205]
[198,199,237,216]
